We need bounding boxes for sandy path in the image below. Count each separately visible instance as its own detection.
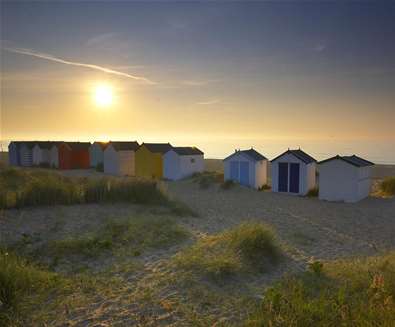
[166,180,395,262]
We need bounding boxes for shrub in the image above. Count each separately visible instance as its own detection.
[380,177,395,196]
[258,184,271,191]
[192,171,224,189]
[220,180,235,190]
[174,223,280,283]
[306,187,319,197]
[246,252,395,326]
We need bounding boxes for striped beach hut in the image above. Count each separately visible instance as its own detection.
[19,141,37,167]
[135,143,173,179]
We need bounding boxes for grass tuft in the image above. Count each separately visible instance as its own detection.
[380,177,395,196]
[174,223,280,283]
[246,252,395,326]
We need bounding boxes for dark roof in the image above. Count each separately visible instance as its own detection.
[109,141,139,152]
[35,141,62,149]
[271,149,316,164]
[93,142,109,150]
[171,147,204,155]
[318,155,374,167]
[20,141,39,149]
[224,148,267,162]
[63,142,91,150]
[141,143,173,154]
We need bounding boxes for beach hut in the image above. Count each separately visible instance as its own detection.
[135,143,173,179]
[8,141,22,166]
[19,141,37,167]
[223,148,268,189]
[49,143,61,168]
[32,141,54,167]
[163,147,204,180]
[271,149,317,195]
[318,155,374,203]
[58,142,91,169]
[103,141,139,176]
[89,142,108,168]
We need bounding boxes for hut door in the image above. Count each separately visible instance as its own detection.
[278,163,288,192]
[239,162,249,186]
[230,161,239,181]
[290,163,300,193]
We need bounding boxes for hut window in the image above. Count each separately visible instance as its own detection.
[191,158,195,163]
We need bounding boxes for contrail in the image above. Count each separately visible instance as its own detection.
[3,46,156,85]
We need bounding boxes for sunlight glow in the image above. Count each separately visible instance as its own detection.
[94,84,113,107]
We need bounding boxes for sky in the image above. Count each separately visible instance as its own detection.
[1,1,395,162]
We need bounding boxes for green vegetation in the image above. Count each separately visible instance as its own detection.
[306,187,319,197]
[380,177,395,196]
[174,223,281,283]
[220,179,235,190]
[0,168,193,214]
[0,250,62,325]
[192,171,224,189]
[247,252,395,326]
[47,216,189,259]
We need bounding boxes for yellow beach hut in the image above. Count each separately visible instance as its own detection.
[135,143,173,179]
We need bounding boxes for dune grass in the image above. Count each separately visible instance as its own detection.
[246,252,395,326]
[0,249,63,325]
[47,216,189,260]
[380,177,395,196]
[174,223,281,283]
[0,168,193,215]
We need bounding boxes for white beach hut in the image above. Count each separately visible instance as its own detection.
[223,148,268,189]
[89,142,108,168]
[49,143,61,168]
[32,142,54,166]
[104,141,139,176]
[163,147,204,180]
[271,149,317,195]
[19,141,36,167]
[318,155,374,203]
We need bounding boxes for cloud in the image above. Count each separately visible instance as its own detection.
[2,46,156,85]
[196,99,221,105]
[181,79,220,86]
[313,43,326,52]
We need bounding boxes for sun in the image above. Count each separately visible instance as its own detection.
[94,84,113,107]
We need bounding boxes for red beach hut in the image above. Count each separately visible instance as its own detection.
[58,142,91,169]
